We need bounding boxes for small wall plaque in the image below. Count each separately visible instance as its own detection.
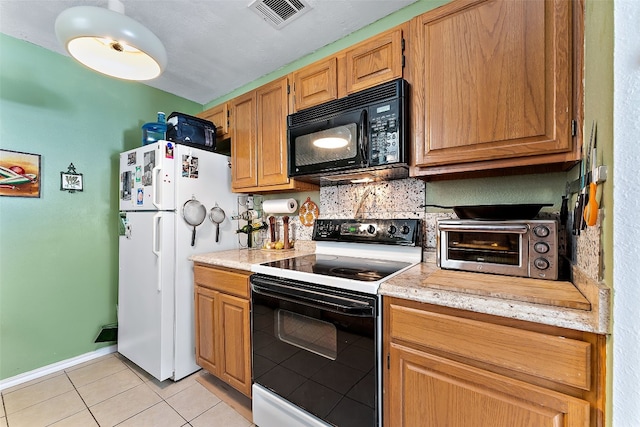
[61,163,83,193]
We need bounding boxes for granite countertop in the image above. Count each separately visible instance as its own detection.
[190,241,316,271]
[380,262,610,334]
[191,245,610,335]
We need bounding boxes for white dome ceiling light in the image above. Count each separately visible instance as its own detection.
[55,0,167,81]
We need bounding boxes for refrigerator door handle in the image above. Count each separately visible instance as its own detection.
[152,164,162,209]
[152,213,162,292]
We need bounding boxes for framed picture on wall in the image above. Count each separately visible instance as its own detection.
[0,149,41,198]
[61,170,83,192]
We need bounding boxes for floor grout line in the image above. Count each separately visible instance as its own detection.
[63,370,101,427]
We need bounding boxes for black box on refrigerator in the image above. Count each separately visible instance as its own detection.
[166,112,217,152]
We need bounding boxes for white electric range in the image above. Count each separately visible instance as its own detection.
[250,218,422,427]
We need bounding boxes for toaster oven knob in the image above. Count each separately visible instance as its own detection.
[534,242,550,254]
[400,225,411,235]
[534,257,550,270]
[367,225,376,234]
[388,225,397,235]
[533,225,550,238]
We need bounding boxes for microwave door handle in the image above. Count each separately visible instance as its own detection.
[438,224,529,234]
[359,109,368,162]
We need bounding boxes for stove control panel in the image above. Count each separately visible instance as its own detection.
[313,218,420,246]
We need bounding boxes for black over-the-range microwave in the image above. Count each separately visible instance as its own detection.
[287,78,409,185]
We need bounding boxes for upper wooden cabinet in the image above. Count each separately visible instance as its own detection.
[198,102,230,140]
[230,91,257,190]
[342,26,405,95]
[291,25,406,112]
[256,78,292,187]
[409,0,581,178]
[230,77,317,193]
[291,57,338,112]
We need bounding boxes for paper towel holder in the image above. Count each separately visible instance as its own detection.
[263,198,298,214]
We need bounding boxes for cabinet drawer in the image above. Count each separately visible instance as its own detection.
[194,265,250,298]
[388,302,591,390]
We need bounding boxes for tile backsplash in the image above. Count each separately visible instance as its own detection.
[320,178,425,219]
[280,178,427,244]
[317,177,454,250]
[570,207,604,281]
[278,177,602,283]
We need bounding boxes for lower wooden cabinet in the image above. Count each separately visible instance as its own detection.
[383,297,605,427]
[194,264,251,397]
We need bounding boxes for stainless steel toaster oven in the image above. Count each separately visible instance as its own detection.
[437,219,558,280]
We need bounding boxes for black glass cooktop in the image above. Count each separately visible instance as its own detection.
[260,254,412,282]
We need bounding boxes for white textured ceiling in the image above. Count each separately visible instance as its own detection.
[0,0,416,104]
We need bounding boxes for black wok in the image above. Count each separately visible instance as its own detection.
[422,203,552,220]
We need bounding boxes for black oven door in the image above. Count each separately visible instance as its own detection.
[288,108,368,177]
[251,274,378,427]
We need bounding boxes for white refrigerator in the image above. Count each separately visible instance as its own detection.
[118,140,239,381]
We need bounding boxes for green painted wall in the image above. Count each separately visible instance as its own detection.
[583,1,614,425]
[584,1,613,285]
[0,34,200,380]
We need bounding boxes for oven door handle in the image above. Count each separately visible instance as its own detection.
[251,281,375,317]
[438,224,529,233]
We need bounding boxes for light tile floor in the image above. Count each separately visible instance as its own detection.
[0,354,254,427]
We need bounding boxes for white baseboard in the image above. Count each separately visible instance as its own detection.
[0,345,117,392]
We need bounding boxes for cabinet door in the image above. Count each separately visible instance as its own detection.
[194,286,218,375]
[387,343,590,427]
[292,57,338,111]
[343,26,405,95]
[218,293,251,397]
[199,103,229,139]
[230,91,258,190]
[411,0,573,171]
[256,77,290,187]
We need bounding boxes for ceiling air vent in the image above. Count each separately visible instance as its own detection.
[249,0,311,29]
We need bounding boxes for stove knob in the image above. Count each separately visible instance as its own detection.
[367,225,376,234]
[388,225,397,235]
[534,257,550,270]
[534,242,550,254]
[400,225,411,235]
[533,225,550,238]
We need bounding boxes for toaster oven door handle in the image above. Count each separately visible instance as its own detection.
[438,224,529,234]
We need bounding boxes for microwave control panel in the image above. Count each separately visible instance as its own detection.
[369,100,403,166]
